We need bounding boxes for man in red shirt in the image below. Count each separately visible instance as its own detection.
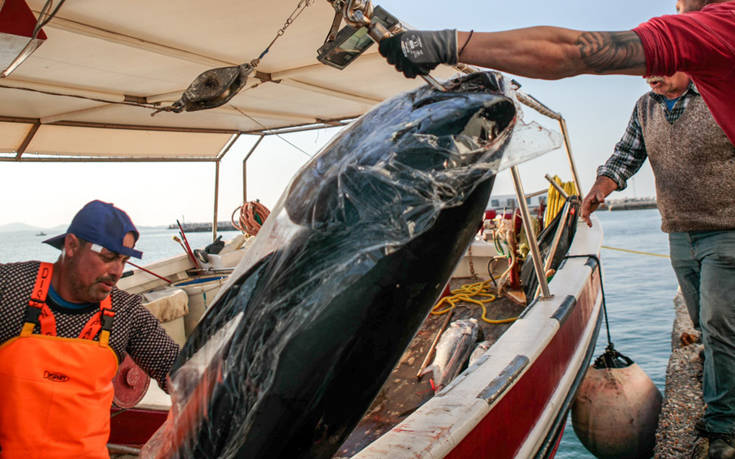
[379,0,735,147]
[379,1,735,457]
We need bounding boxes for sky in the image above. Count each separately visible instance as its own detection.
[0,0,680,229]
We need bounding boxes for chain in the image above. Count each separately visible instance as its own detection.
[252,0,315,67]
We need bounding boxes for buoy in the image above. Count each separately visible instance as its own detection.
[112,354,151,409]
[572,346,662,459]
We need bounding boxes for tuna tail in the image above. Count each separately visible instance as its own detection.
[418,364,444,394]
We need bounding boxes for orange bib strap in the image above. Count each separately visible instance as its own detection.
[21,263,115,345]
[21,262,57,337]
[79,296,115,346]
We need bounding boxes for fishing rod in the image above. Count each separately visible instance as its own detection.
[125,261,174,284]
[176,219,202,270]
[416,309,454,379]
[172,235,187,255]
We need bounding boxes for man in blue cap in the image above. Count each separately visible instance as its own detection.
[0,200,179,457]
[42,199,145,303]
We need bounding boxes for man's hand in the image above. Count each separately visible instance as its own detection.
[378,30,457,78]
[581,176,618,227]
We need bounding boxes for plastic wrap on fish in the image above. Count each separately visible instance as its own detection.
[144,72,549,459]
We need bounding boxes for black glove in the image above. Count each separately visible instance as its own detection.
[379,30,458,78]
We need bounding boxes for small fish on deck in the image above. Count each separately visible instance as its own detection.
[421,318,480,392]
[469,340,492,367]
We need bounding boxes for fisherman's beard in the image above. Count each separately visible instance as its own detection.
[67,258,115,303]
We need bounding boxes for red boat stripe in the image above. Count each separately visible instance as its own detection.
[446,269,600,458]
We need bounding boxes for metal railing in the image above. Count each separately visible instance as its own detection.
[510,91,582,301]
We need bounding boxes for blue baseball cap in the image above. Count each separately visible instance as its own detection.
[44,200,143,259]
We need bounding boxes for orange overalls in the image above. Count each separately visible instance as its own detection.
[0,262,118,458]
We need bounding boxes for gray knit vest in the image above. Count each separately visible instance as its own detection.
[637,93,735,232]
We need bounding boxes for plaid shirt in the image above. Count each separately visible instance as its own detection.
[597,82,700,190]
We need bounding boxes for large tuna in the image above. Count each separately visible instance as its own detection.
[144,71,548,458]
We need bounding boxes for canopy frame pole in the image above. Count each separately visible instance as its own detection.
[15,121,40,160]
[515,90,582,196]
[208,133,241,242]
[510,165,552,300]
[213,159,220,242]
[242,135,265,204]
[558,118,582,196]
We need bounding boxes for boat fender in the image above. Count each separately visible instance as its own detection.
[571,346,662,459]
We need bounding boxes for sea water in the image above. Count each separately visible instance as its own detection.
[0,228,243,266]
[0,209,675,457]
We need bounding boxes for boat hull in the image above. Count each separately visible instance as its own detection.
[106,221,602,457]
[355,218,604,459]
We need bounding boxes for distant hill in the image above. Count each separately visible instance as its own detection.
[0,223,65,233]
[0,223,42,233]
[0,223,164,234]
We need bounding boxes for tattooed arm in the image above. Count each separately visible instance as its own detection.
[456,27,647,79]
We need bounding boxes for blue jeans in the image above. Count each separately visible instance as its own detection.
[669,230,735,434]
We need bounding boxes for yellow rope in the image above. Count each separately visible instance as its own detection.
[432,280,517,324]
[544,175,579,228]
[601,245,670,258]
[543,176,578,228]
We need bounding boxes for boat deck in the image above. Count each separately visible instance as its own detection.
[337,277,525,457]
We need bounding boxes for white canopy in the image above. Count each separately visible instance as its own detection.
[0,0,457,162]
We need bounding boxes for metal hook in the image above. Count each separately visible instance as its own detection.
[343,0,446,92]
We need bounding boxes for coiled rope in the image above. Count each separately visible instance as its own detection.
[231,201,271,236]
[431,280,517,324]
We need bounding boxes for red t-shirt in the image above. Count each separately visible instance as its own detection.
[633,1,735,146]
